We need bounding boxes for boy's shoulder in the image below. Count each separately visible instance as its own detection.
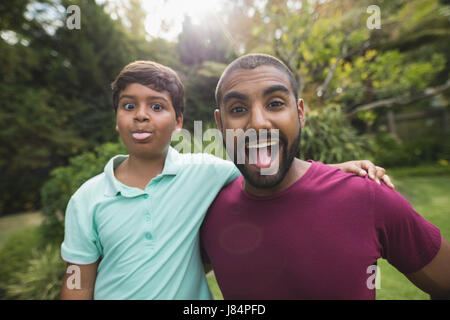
[172,150,239,183]
[70,171,108,206]
[175,150,235,171]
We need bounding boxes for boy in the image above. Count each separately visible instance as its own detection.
[59,60,389,299]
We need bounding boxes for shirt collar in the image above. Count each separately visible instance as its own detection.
[103,147,182,197]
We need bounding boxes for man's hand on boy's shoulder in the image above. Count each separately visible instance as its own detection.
[330,160,395,189]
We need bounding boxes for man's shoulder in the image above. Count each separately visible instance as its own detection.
[309,161,374,191]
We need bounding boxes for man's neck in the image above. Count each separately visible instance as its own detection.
[114,151,167,190]
[243,158,311,197]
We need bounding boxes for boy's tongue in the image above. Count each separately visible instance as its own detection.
[256,147,272,168]
[132,132,151,140]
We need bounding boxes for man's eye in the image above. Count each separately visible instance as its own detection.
[268,101,284,108]
[151,103,163,111]
[230,106,247,113]
[123,103,135,110]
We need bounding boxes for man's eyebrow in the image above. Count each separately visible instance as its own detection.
[222,91,248,106]
[263,84,290,97]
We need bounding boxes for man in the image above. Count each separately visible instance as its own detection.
[201,53,450,299]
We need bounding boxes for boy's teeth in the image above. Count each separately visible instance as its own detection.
[132,132,152,140]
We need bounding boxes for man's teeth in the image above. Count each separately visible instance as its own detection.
[247,141,278,149]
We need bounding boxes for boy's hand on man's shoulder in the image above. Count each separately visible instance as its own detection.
[330,160,395,189]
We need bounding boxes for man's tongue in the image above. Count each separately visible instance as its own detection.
[132,132,151,140]
[256,147,272,168]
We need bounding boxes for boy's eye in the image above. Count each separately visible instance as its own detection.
[123,103,135,110]
[230,106,247,113]
[267,101,284,108]
[151,103,163,111]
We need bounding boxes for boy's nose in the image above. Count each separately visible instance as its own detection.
[134,105,149,121]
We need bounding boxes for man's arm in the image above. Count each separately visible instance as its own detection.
[59,260,99,300]
[406,234,450,299]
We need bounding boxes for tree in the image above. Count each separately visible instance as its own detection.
[232,0,448,114]
[0,0,148,214]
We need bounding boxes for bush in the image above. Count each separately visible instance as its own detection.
[371,134,450,168]
[0,226,46,298]
[5,244,66,300]
[388,164,450,178]
[301,104,370,163]
[40,142,127,244]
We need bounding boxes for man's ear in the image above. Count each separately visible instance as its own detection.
[214,108,223,131]
[297,99,306,128]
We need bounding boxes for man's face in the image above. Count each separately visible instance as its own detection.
[116,83,183,158]
[215,65,305,189]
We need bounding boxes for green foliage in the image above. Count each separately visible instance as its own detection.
[183,61,227,131]
[5,244,66,300]
[0,226,46,298]
[301,105,368,163]
[40,142,126,243]
[388,164,450,178]
[371,134,450,167]
[0,0,181,215]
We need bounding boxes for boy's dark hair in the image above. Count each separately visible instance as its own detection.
[215,53,298,107]
[111,61,184,118]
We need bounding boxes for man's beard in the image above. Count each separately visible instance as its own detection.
[225,127,302,190]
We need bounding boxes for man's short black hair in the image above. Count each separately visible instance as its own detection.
[215,53,298,107]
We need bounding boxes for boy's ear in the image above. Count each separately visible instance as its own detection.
[115,123,119,132]
[214,109,222,131]
[175,114,183,132]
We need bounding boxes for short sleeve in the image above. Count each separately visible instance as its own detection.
[373,183,441,274]
[61,196,102,265]
[209,156,240,186]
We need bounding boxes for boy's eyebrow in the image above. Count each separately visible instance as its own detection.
[222,91,248,106]
[263,84,290,97]
[118,94,169,103]
[118,94,136,102]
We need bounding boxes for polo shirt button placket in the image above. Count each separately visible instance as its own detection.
[143,192,153,246]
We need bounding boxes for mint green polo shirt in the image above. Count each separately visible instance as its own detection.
[61,147,240,299]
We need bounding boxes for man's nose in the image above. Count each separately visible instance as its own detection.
[248,104,271,131]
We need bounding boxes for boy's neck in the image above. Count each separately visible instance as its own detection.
[114,150,168,190]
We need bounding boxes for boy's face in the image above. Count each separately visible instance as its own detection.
[116,83,183,158]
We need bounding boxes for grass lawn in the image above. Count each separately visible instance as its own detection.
[0,212,43,247]
[206,172,450,300]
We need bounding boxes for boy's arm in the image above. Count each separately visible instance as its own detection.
[329,160,394,189]
[59,260,100,300]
